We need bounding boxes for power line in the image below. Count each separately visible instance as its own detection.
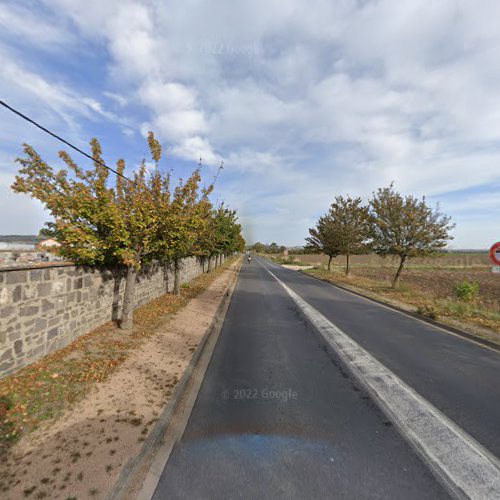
[0,99,132,181]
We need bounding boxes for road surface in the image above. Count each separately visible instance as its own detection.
[152,256,500,499]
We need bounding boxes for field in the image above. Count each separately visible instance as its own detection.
[271,252,500,336]
[281,252,493,268]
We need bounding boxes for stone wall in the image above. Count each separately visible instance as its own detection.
[0,254,225,378]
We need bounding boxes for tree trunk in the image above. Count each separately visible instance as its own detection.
[208,255,212,272]
[327,255,333,271]
[392,255,407,287]
[173,259,181,296]
[164,262,169,293]
[346,254,350,275]
[120,266,136,330]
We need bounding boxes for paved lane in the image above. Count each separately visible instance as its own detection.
[260,257,500,459]
[152,258,449,499]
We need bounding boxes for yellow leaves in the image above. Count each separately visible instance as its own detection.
[12,134,243,279]
[147,131,162,164]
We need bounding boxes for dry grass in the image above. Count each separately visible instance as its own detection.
[0,257,237,452]
[278,251,492,268]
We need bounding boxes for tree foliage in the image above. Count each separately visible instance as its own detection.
[12,133,243,328]
[306,184,454,284]
[369,184,454,286]
[323,196,370,275]
[250,242,286,254]
[305,214,340,270]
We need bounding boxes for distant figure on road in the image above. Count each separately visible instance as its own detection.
[247,254,252,263]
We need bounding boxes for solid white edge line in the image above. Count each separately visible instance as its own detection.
[258,259,500,500]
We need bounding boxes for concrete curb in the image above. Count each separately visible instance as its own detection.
[108,261,242,500]
[297,269,500,353]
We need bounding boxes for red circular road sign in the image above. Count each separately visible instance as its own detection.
[490,242,500,265]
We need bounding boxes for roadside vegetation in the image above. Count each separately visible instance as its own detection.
[305,184,454,286]
[12,132,245,329]
[265,183,498,338]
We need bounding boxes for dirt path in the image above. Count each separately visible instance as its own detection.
[2,259,241,500]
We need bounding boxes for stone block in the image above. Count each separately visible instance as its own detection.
[47,327,59,340]
[34,318,47,333]
[48,318,60,328]
[14,340,23,356]
[37,282,52,298]
[32,345,44,358]
[0,287,8,306]
[42,299,54,313]
[74,277,83,290]
[0,306,14,319]
[30,269,43,281]
[23,285,36,300]
[0,348,13,363]
[8,330,21,342]
[19,306,39,318]
[52,280,65,294]
[6,271,28,285]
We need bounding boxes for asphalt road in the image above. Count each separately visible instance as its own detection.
[149,256,499,498]
[262,258,500,460]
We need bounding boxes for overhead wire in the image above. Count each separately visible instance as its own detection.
[0,99,132,181]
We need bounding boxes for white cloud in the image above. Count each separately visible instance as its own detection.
[2,0,500,246]
[0,3,75,49]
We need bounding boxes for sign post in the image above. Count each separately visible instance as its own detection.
[489,241,500,273]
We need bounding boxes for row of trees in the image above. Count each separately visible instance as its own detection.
[306,185,454,286]
[12,132,245,329]
[249,242,287,254]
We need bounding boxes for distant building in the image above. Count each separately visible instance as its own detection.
[37,238,61,249]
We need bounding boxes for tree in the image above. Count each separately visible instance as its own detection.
[194,202,242,271]
[235,233,246,253]
[38,225,56,240]
[12,133,244,323]
[305,214,340,270]
[327,196,370,275]
[213,205,243,258]
[13,133,168,329]
[369,183,454,286]
[251,242,266,254]
[157,169,210,293]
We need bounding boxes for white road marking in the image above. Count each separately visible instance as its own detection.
[260,261,500,500]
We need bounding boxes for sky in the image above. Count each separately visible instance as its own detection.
[0,0,499,249]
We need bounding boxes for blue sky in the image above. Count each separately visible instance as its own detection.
[1,0,499,248]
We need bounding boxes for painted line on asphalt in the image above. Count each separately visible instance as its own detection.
[261,262,500,500]
[266,257,499,354]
